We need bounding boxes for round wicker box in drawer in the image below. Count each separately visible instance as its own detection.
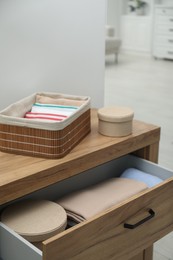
[1,200,67,250]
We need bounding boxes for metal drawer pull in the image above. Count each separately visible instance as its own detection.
[170,19,173,22]
[124,209,155,229]
[169,29,173,32]
[168,39,173,43]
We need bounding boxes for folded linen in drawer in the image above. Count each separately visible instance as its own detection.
[120,168,163,188]
[56,178,148,224]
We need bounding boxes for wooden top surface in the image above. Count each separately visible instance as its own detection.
[0,109,160,205]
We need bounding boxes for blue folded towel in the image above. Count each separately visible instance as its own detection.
[120,168,163,188]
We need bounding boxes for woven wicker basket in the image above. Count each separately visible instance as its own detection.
[0,92,91,159]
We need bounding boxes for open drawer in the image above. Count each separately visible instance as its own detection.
[1,155,173,260]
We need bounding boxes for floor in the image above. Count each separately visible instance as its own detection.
[105,53,173,260]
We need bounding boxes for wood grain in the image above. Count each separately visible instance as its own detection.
[0,109,160,205]
[144,246,153,260]
[129,252,143,260]
[43,178,173,260]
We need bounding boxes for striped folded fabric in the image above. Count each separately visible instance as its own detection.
[25,103,79,122]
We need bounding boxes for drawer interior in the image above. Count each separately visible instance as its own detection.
[1,154,172,208]
[20,155,173,201]
[0,222,42,260]
[1,155,173,260]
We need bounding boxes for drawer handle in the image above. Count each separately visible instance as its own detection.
[168,39,173,43]
[168,51,173,55]
[169,29,173,32]
[124,209,155,229]
[170,19,173,22]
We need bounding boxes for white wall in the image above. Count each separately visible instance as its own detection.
[0,0,106,109]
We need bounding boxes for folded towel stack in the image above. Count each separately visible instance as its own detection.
[24,94,84,122]
[120,168,163,188]
[25,103,79,122]
[56,178,148,225]
[36,94,86,107]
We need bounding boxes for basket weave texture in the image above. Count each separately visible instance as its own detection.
[0,92,91,158]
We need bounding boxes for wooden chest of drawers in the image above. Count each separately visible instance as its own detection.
[1,109,173,260]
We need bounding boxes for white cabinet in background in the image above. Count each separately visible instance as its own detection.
[121,16,152,53]
[153,6,173,59]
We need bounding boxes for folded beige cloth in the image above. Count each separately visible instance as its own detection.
[56,178,148,223]
[36,95,86,107]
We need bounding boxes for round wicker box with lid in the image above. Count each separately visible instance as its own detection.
[1,200,67,250]
[98,106,134,137]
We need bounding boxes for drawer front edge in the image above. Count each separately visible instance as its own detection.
[43,178,173,260]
